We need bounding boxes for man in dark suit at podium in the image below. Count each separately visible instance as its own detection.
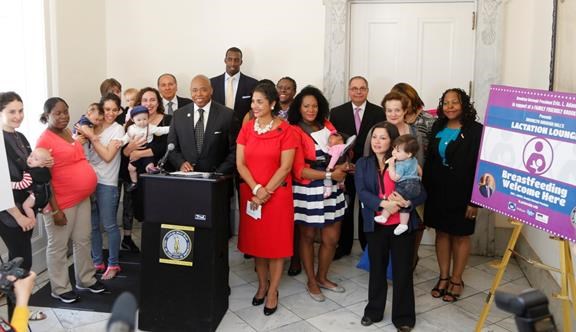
[168,75,236,174]
[210,47,258,137]
[330,76,385,259]
[157,73,192,115]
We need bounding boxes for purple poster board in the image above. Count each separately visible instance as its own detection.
[471,85,576,242]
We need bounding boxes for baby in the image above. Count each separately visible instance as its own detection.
[123,88,139,123]
[116,105,170,191]
[11,148,53,220]
[324,131,348,198]
[73,103,104,136]
[374,134,421,235]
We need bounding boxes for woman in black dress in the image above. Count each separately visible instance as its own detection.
[423,88,482,302]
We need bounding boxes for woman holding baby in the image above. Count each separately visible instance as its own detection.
[76,93,125,280]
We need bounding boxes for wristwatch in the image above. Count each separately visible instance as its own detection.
[325,172,332,180]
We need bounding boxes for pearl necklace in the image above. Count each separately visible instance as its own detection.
[254,118,274,135]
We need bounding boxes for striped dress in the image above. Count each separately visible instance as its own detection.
[293,143,347,227]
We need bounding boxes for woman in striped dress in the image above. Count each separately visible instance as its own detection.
[288,86,348,302]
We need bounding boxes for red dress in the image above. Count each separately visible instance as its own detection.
[237,120,297,258]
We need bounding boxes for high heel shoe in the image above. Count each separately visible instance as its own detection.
[252,282,269,306]
[263,291,278,316]
[442,279,464,302]
[431,276,450,298]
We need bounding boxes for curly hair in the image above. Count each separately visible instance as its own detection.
[436,88,477,127]
[287,85,330,126]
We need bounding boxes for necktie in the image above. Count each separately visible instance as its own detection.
[166,101,174,115]
[225,77,235,109]
[195,109,205,154]
[354,107,362,134]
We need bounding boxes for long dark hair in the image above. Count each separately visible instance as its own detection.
[436,88,477,127]
[366,121,400,161]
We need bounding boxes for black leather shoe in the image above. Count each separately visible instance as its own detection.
[361,316,374,326]
[263,291,278,316]
[263,305,277,316]
[252,296,265,306]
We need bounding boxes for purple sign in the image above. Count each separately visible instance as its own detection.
[471,85,576,242]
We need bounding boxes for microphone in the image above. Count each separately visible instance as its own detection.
[158,143,175,170]
[107,292,138,332]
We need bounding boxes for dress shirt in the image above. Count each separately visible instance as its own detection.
[193,101,211,131]
[163,97,179,111]
[352,101,367,122]
[224,72,240,104]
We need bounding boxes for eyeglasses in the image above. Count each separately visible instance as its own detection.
[349,87,367,93]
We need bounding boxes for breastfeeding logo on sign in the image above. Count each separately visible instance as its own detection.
[471,85,576,242]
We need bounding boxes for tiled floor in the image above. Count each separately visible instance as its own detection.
[1,230,528,331]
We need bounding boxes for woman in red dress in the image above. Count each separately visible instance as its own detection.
[237,81,297,316]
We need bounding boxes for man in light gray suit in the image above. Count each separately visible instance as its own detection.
[168,75,235,174]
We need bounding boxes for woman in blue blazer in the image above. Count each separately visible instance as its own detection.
[355,121,425,331]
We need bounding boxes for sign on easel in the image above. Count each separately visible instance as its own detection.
[0,132,15,211]
[471,85,576,242]
[472,85,576,331]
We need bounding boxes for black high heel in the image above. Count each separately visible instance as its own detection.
[431,276,450,298]
[263,291,279,316]
[252,295,265,306]
[252,282,269,306]
[443,280,464,303]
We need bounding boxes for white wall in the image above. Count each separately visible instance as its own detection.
[500,0,576,283]
[46,0,107,121]
[104,0,325,100]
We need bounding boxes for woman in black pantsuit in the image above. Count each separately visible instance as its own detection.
[356,121,425,331]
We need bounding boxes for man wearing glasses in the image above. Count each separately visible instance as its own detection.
[329,76,385,259]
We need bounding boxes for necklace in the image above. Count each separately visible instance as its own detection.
[254,118,274,135]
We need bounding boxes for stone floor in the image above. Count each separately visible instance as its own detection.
[1,227,528,331]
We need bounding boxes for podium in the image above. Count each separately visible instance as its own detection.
[138,173,231,332]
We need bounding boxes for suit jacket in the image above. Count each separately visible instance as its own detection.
[210,72,258,137]
[329,101,385,162]
[176,96,192,109]
[167,101,236,174]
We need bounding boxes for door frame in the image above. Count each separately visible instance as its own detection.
[323,0,504,255]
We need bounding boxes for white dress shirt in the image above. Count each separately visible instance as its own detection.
[193,101,211,131]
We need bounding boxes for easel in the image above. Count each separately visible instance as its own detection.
[475,219,576,331]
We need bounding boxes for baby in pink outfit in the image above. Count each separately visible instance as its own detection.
[324,132,347,198]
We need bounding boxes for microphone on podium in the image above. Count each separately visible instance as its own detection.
[158,143,175,172]
[107,292,138,332]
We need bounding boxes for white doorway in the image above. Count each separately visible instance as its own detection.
[349,1,476,244]
[349,0,476,109]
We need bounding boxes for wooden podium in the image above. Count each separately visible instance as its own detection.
[138,173,231,332]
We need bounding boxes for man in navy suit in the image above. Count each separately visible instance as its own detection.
[329,76,385,259]
[157,73,192,115]
[210,47,258,138]
[168,75,235,174]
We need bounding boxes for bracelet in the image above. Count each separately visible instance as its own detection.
[51,209,61,216]
[252,184,263,196]
[325,172,332,180]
